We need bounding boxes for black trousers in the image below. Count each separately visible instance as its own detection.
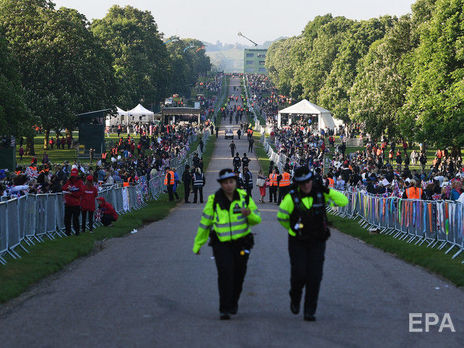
[184,184,191,202]
[278,186,289,203]
[269,186,277,202]
[246,186,252,197]
[212,241,250,313]
[193,186,203,203]
[288,236,326,316]
[64,205,80,235]
[167,185,174,201]
[81,210,94,232]
[101,214,115,226]
[248,143,253,152]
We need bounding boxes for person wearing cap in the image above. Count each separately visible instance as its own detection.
[62,168,84,236]
[97,197,118,226]
[277,166,348,322]
[193,168,261,320]
[80,175,98,233]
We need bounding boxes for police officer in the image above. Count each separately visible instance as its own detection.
[193,168,261,320]
[241,153,250,171]
[277,166,348,321]
[243,166,253,197]
[233,152,241,172]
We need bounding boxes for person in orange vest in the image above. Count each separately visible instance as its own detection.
[326,175,335,188]
[268,168,279,203]
[101,152,108,164]
[278,166,292,204]
[402,180,425,200]
[164,166,175,201]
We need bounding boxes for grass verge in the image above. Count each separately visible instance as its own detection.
[0,136,217,304]
[254,134,270,173]
[328,214,464,287]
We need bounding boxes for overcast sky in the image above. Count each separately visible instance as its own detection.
[53,0,416,44]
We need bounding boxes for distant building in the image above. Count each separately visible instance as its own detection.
[243,48,267,74]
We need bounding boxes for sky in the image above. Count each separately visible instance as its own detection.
[53,0,416,44]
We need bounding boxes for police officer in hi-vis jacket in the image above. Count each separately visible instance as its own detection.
[277,166,348,321]
[193,168,261,320]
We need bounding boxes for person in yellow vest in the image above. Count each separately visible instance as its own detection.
[278,166,292,204]
[193,168,261,320]
[277,166,348,321]
[268,168,279,203]
[164,166,175,201]
[402,179,424,200]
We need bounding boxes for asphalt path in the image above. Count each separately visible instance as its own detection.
[1,78,464,347]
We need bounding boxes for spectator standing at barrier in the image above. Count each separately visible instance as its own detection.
[193,167,205,203]
[193,168,261,320]
[229,141,236,158]
[402,180,425,200]
[182,164,192,203]
[277,166,348,321]
[81,175,98,233]
[269,168,278,203]
[97,197,118,226]
[173,168,180,201]
[164,166,175,201]
[62,168,83,236]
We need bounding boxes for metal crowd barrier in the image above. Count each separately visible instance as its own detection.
[0,131,211,265]
[328,190,464,262]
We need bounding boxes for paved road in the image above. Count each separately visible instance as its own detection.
[1,78,464,347]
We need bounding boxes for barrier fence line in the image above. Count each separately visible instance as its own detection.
[0,130,211,265]
[256,133,464,263]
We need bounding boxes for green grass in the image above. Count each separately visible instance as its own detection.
[254,134,270,174]
[328,214,464,287]
[0,135,217,304]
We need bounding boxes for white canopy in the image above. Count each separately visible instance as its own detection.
[127,104,154,117]
[106,106,128,127]
[277,99,336,131]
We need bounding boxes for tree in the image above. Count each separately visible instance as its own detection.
[91,5,170,110]
[0,0,116,149]
[318,17,396,121]
[0,30,30,139]
[349,17,414,140]
[404,0,464,149]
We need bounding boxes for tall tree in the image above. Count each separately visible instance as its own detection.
[0,30,29,138]
[349,16,414,140]
[404,0,464,149]
[0,0,116,148]
[318,17,396,121]
[91,5,169,110]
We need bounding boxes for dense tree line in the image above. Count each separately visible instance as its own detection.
[0,0,211,151]
[266,0,464,149]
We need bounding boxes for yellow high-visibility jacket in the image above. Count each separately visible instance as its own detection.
[193,189,261,253]
[277,188,348,237]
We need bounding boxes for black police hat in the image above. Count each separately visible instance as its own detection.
[294,166,313,183]
[217,168,237,182]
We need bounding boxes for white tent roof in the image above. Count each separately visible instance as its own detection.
[278,99,330,116]
[127,104,154,117]
[116,106,128,116]
[278,99,335,130]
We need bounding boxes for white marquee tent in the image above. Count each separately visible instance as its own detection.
[127,104,155,124]
[277,99,337,131]
[106,106,129,127]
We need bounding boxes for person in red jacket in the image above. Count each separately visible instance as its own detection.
[97,197,118,227]
[62,168,84,235]
[81,175,98,233]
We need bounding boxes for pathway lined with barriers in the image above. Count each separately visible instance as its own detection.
[0,78,463,347]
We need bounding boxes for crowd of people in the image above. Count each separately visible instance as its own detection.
[245,74,464,204]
